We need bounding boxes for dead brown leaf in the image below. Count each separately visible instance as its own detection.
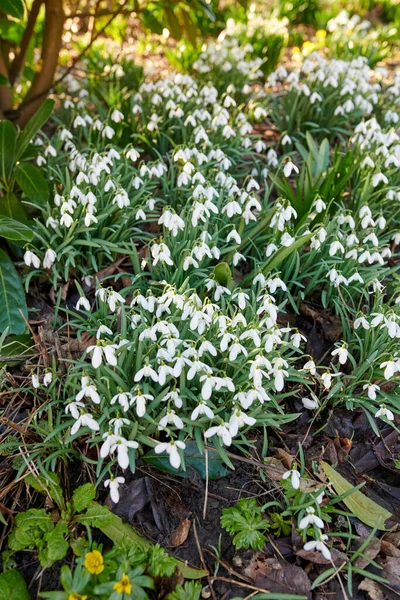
[170,518,191,547]
[382,557,400,590]
[354,536,381,569]
[358,578,385,600]
[244,554,311,598]
[296,547,348,566]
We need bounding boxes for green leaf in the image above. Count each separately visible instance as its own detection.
[0,215,33,242]
[14,508,53,530]
[0,0,24,19]
[15,98,54,161]
[25,472,65,510]
[242,232,314,287]
[72,483,96,512]
[0,570,30,600]
[0,192,27,221]
[322,462,392,529]
[0,333,32,366]
[96,505,208,580]
[0,120,16,182]
[15,163,48,203]
[45,523,69,562]
[168,581,202,600]
[74,503,112,527]
[144,439,228,480]
[165,7,182,40]
[214,262,231,286]
[0,248,27,334]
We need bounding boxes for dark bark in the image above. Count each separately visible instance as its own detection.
[9,0,44,86]
[16,0,64,127]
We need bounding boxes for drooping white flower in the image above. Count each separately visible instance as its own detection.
[375,404,394,421]
[282,469,301,490]
[43,372,53,387]
[86,343,118,369]
[299,507,324,530]
[204,423,232,446]
[154,439,186,469]
[24,250,41,269]
[303,534,331,560]
[104,476,125,503]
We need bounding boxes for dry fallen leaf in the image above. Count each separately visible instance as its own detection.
[296,547,348,566]
[170,518,191,547]
[354,536,381,569]
[244,553,311,598]
[358,578,384,600]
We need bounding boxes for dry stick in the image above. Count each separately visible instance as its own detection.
[212,577,270,594]
[313,561,347,588]
[192,520,216,600]
[10,0,129,118]
[205,549,253,585]
[203,437,209,520]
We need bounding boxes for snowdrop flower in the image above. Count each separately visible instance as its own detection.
[354,316,370,330]
[282,468,301,490]
[43,249,56,269]
[158,409,184,430]
[299,507,324,530]
[134,362,158,383]
[110,109,124,123]
[110,436,139,469]
[76,296,91,311]
[151,243,173,266]
[111,391,133,412]
[304,533,331,560]
[24,250,40,269]
[43,372,53,387]
[331,344,348,365]
[101,125,115,139]
[154,439,186,469]
[302,395,319,409]
[303,359,317,376]
[104,476,125,503]
[76,376,101,404]
[372,172,388,187]
[281,134,292,145]
[31,373,40,389]
[363,383,379,400]
[86,342,118,369]
[283,161,299,177]
[380,360,398,380]
[205,422,232,446]
[375,404,394,421]
[229,409,256,436]
[191,401,214,421]
[70,412,100,435]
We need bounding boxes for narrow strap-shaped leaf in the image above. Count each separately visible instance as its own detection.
[0,120,16,183]
[15,98,54,161]
[0,249,28,334]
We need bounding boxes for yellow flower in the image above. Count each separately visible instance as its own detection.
[68,594,87,600]
[316,29,327,39]
[84,550,104,575]
[292,46,300,54]
[113,574,132,595]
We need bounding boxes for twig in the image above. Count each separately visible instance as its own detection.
[203,438,209,520]
[192,520,216,600]
[212,576,270,593]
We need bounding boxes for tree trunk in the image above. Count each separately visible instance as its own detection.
[0,40,12,115]
[16,0,64,127]
[9,0,44,86]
